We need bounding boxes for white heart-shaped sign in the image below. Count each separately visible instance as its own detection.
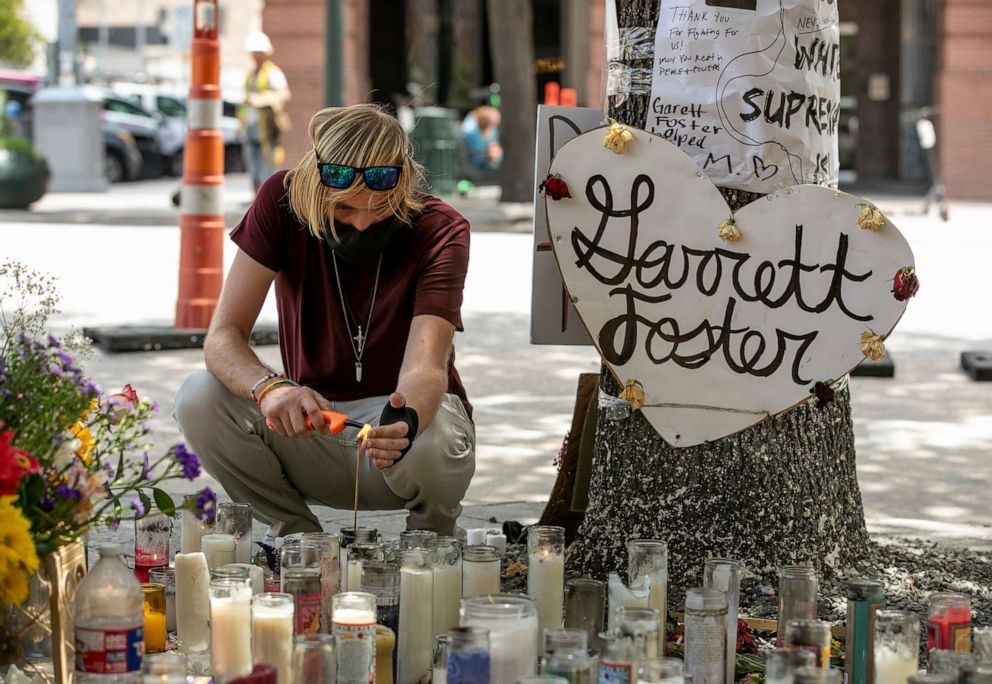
[545,127,916,447]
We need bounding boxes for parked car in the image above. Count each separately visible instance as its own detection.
[111,82,245,174]
[100,92,171,179]
[102,122,143,183]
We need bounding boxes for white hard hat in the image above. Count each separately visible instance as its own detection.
[244,31,274,55]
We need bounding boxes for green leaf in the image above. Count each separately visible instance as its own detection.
[152,488,176,516]
[138,490,152,518]
[115,451,125,482]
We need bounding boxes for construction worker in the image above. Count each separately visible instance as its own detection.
[242,31,291,192]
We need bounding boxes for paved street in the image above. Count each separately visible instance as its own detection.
[2,174,990,545]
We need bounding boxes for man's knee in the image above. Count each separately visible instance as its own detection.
[402,398,475,496]
[174,370,236,438]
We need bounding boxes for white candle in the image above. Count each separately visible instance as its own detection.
[874,653,918,684]
[432,562,462,634]
[462,598,539,684]
[181,508,212,554]
[201,533,236,571]
[333,601,377,684]
[252,594,294,684]
[210,580,253,681]
[398,555,434,684]
[485,533,507,555]
[462,547,500,598]
[174,552,210,654]
[229,563,264,595]
[527,549,565,637]
[465,528,487,546]
[347,559,363,592]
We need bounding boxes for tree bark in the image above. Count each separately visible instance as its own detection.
[485,0,536,202]
[566,0,872,604]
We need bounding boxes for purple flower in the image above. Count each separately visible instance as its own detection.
[140,452,151,479]
[130,496,145,517]
[57,351,74,366]
[174,444,201,480]
[47,335,62,348]
[47,363,65,378]
[55,484,82,501]
[108,517,121,531]
[194,487,217,522]
[39,496,54,511]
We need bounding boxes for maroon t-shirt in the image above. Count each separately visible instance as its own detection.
[230,170,471,416]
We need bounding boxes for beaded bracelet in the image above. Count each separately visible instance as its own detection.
[249,372,280,402]
[255,378,300,406]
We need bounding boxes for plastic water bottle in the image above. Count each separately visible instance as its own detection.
[75,543,145,682]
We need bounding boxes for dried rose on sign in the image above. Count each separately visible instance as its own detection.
[860,331,886,361]
[892,267,920,301]
[539,173,571,201]
[809,381,835,410]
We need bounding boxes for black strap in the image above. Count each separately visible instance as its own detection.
[378,403,419,460]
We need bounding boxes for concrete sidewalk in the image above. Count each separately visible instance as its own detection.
[1,180,991,547]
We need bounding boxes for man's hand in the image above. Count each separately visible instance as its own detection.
[260,385,333,438]
[364,393,419,469]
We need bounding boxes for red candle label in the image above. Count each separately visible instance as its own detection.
[294,592,322,634]
[599,660,634,684]
[927,609,972,652]
[75,625,145,673]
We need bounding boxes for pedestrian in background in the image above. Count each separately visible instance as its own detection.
[461,105,502,172]
[241,31,291,193]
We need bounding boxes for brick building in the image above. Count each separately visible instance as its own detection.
[266,0,991,200]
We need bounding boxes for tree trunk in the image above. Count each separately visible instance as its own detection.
[566,0,872,604]
[485,0,536,202]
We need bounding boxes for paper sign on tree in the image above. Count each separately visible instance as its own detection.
[543,126,916,447]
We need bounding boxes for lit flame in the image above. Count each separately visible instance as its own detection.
[357,423,372,442]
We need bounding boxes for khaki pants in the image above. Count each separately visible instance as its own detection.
[173,370,476,536]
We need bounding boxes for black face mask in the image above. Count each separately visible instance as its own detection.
[326,218,395,264]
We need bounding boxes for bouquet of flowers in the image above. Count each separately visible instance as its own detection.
[0,261,215,606]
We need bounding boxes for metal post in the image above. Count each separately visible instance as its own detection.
[98,0,109,78]
[325,0,344,106]
[57,0,77,85]
[175,0,225,328]
[136,0,147,78]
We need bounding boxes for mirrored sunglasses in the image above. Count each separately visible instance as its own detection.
[316,162,402,191]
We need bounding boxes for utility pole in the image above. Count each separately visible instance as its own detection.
[325,0,344,105]
[57,0,77,85]
[175,0,225,329]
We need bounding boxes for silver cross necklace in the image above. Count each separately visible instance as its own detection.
[331,252,383,382]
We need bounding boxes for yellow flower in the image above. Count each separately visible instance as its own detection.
[857,204,885,232]
[0,565,29,605]
[0,499,39,573]
[619,379,645,412]
[718,218,742,242]
[71,422,95,465]
[860,331,886,361]
[603,120,634,154]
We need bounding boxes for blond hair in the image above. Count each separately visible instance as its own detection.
[285,104,425,240]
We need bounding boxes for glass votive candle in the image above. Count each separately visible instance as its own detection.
[783,620,832,669]
[628,540,668,643]
[216,502,254,565]
[564,578,605,655]
[360,561,400,636]
[181,494,214,553]
[399,529,437,549]
[927,592,971,653]
[148,566,176,632]
[637,658,684,684]
[332,592,377,684]
[846,578,886,684]
[282,567,322,635]
[293,633,336,684]
[376,624,396,684]
[430,536,463,635]
[398,549,434,684]
[301,532,341,634]
[909,676,956,684]
[795,666,843,684]
[461,594,539,684]
[975,627,992,665]
[543,628,588,655]
[281,540,320,573]
[214,564,250,582]
[619,606,663,660]
[958,669,992,684]
[462,545,501,598]
[684,587,727,684]
[142,651,187,683]
[703,558,742,683]
[143,583,168,653]
[766,648,816,684]
[210,578,254,682]
[777,567,817,646]
[433,634,449,684]
[528,526,566,639]
[929,650,975,675]
[252,593,294,683]
[346,542,384,592]
[542,651,596,684]
[135,513,170,582]
[875,610,921,684]
[201,533,237,571]
[447,626,491,684]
